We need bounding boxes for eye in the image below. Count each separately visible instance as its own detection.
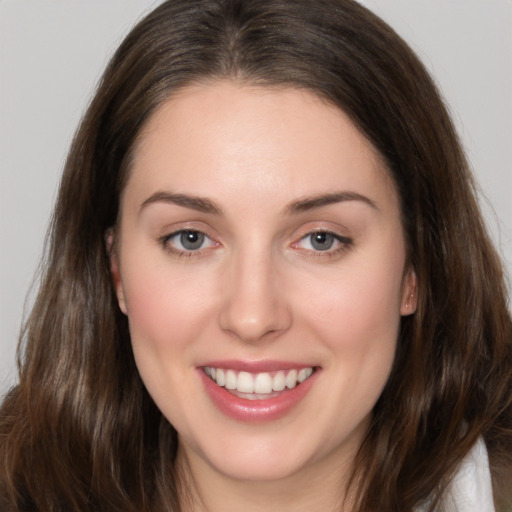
[294,231,352,255]
[304,232,336,251]
[160,229,216,254]
[176,230,206,251]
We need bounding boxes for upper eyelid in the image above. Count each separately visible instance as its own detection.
[158,222,216,238]
[290,228,353,253]
[295,231,352,245]
[164,227,206,237]
[162,228,214,243]
[156,223,352,249]
[292,224,352,241]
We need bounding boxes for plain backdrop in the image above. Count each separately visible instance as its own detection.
[1,0,511,395]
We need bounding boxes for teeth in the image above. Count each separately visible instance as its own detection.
[225,370,237,390]
[216,368,225,387]
[272,371,286,391]
[298,367,313,383]
[203,366,315,395]
[285,369,297,389]
[237,372,254,393]
[254,372,272,394]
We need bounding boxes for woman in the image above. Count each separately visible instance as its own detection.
[1,0,511,510]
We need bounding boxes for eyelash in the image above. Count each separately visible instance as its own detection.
[157,229,353,259]
[158,229,217,258]
[292,230,353,259]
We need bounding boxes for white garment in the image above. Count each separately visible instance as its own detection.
[418,438,495,511]
[443,438,495,511]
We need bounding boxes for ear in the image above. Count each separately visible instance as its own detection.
[105,230,127,315]
[400,267,417,316]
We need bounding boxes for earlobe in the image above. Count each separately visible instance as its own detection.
[400,268,417,316]
[105,230,127,315]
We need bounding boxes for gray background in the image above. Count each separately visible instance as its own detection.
[1,0,511,395]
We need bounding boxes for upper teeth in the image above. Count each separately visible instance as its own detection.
[204,367,314,394]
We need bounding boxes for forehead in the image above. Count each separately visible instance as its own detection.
[124,81,398,213]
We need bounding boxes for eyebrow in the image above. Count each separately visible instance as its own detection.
[140,190,377,216]
[140,192,223,215]
[285,191,378,214]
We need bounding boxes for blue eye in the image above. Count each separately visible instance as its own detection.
[308,232,336,251]
[296,231,352,254]
[161,230,214,253]
[178,230,206,250]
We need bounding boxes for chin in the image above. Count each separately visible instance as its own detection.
[207,448,311,482]
[180,423,343,485]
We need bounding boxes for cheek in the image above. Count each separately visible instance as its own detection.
[124,274,177,344]
[298,249,405,383]
[119,257,217,418]
[120,253,216,363]
[307,267,403,338]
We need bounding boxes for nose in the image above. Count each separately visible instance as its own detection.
[218,249,292,343]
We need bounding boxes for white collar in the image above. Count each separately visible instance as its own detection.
[418,438,495,511]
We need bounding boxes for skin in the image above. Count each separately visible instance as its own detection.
[111,81,417,511]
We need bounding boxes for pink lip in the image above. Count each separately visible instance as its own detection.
[201,359,313,373]
[198,362,320,423]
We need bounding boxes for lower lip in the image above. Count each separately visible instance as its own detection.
[199,369,319,422]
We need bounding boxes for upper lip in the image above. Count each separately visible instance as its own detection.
[199,359,317,373]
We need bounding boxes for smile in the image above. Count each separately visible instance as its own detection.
[199,363,319,422]
[203,366,314,398]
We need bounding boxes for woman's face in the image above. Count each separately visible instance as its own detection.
[112,82,416,484]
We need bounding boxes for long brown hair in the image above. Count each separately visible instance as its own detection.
[1,1,511,510]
